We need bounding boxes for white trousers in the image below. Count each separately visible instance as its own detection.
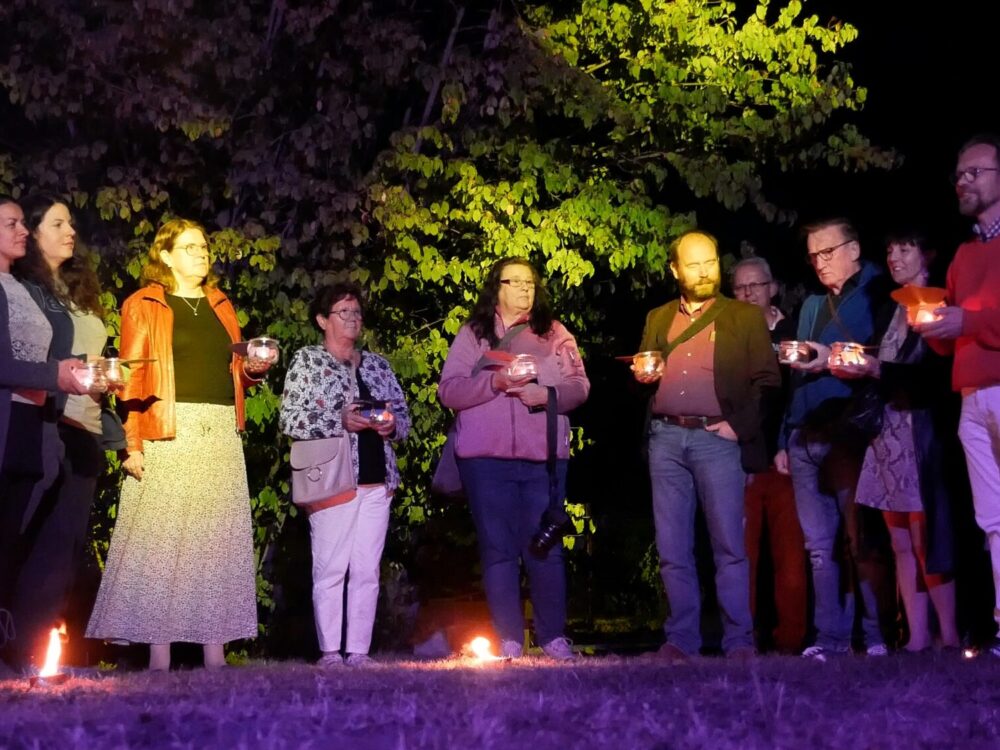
[308,484,391,654]
[958,386,1000,625]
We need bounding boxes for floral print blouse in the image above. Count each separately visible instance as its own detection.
[279,345,410,494]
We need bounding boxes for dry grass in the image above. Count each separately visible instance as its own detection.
[1,652,998,749]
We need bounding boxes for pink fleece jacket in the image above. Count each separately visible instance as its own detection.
[438,318,590,461]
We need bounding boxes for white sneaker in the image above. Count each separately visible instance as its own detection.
[316,652,343,668]
[801,645,827,662]
[345,653,374,667]
[500,640,523,659]
[541,637,577,661]
[866,643,889,657]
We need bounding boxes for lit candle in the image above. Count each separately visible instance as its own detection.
[778,341,811,364]
[829,342,866,367]
[912,304,941,325]
[632,351,664,377]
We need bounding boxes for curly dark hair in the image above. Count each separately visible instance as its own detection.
[14,191,106,319]
[309,281,365,330]
[468,258,553,346]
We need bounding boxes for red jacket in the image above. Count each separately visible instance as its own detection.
[119,284,254,453]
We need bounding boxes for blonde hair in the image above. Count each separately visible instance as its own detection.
[141,218,219,291]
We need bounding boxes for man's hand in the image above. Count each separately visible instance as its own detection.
[789,341,830,373]
[507,383,549,408]
[631,364,664,385]
[774,449,790,475]
[914,306,964,340]
[705,420,738,442]
[829,352,880,380]
[123,450,144,480]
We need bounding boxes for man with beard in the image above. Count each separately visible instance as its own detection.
[917,134,1000,654]
[634,231,779,662]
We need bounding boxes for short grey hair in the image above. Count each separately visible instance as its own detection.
[730,256,774,282]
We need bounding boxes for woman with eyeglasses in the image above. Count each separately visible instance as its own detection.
[0,194,87,672]
[6,192,112,672]
[279,282,409,667]
[437,257,590,660]
[86,218,274,670]
[829,230,960,652]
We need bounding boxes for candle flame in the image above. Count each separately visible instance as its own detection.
[38,624,67,677]
[469,636,494,660]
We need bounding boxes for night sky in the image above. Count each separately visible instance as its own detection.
[783,1,999,255]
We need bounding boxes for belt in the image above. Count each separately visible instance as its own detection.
[654,414,724,429]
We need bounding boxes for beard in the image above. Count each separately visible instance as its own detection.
[681,277,720,302]
[958,191,983,217]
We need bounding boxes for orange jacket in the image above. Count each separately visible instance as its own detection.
[119,284,256,453]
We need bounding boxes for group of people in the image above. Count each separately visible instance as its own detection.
[639,133,1000,662]
[3,131,1000,672]
[0,199,407,675]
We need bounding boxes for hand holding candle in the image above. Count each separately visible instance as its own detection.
[828,342,879,378]
[245,336,280,375]
[625,350,664,383]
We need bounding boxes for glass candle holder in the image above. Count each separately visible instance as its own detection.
[778,341,812,364]
[75,362,108,394]
[247,336,280,365]
[828,342,866,367]
[98,357,125,389]
[632,350,664,378]
[507,354,538,380]
[354,399,393,426]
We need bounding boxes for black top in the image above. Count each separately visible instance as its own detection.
[166,295,234,405]
[356,370,387,485]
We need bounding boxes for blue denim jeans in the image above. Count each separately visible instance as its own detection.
[788,428,883,651]
[458,457,568,645]
[648,420,752,654]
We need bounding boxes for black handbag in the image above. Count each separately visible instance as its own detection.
[100,400,128,451]
[841,384,884,438]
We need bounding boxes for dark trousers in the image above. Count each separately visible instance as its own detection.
[0,403,45,612]
[457,457,568,646]
[745,467,808,652]
[9,423,104,668]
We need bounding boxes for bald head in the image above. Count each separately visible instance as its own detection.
[670,231,721,303]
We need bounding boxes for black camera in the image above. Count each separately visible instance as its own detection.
[529,511,569,558]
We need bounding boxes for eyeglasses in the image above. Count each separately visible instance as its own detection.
[951,166,1000,185]
[807,239,853,266]
[176,243,210,257]
[732,281,771,295]
[328,309,363,321]
[500,279,535,290]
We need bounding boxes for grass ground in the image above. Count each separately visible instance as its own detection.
[1,651,998,749]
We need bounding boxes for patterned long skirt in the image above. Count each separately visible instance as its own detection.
[86,403,257,644]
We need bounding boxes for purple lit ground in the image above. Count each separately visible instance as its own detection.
[1,653,997,749]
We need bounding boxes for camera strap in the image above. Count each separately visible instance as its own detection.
[545,385,568,523]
